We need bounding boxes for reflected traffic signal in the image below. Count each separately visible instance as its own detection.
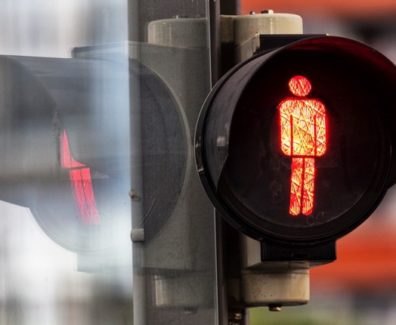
[0,55,186,258]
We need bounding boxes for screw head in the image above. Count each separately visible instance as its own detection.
[261,9,274,14]
[269,305,282,312]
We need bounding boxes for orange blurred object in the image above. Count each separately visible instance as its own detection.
[311,220,396,291]
[241,0,396,16]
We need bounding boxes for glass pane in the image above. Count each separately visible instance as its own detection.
[0,1,132,324]
[0,0,216,324]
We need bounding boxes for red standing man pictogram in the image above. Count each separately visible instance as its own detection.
[278,75,327,216]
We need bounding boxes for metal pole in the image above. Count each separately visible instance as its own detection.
[210,2,240,324]
[128,1,147,324]
[220,0,240,15]
[208,0,221,84]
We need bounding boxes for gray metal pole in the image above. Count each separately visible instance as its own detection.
[128,1,146,324]
[220,0,240,15]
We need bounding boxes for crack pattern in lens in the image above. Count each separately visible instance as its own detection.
[278,75,327,216]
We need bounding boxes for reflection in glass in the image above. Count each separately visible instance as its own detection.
[0,1,132,324]
[0,0,216,324]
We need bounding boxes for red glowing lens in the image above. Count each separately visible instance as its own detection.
[289,157,316,216]
[278,76,327,216]
[288,75,312,97]
[60,130,100,224]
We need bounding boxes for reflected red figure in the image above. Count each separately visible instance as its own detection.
[278,76,327,216]
[60,130,100,224]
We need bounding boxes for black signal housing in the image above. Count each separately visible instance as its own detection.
[195,36,396,250]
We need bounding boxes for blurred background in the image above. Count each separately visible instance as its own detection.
[242,1,396,324]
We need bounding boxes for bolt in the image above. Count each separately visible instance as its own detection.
[216,136,227,147]
[249,11,256,15]
[174,15,189,19]
[229,312,243,325]
[183,307,197,315]
[261,9,274,14]
[269,304,282,312]
[129,190,141,201]
[131,229,145,242]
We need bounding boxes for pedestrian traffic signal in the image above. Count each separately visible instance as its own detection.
[195,36,396,249]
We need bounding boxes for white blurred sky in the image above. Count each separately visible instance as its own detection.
[0,0,128,57]
[0,196,132,324]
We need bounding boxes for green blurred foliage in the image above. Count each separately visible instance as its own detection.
[249,307,351,325]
